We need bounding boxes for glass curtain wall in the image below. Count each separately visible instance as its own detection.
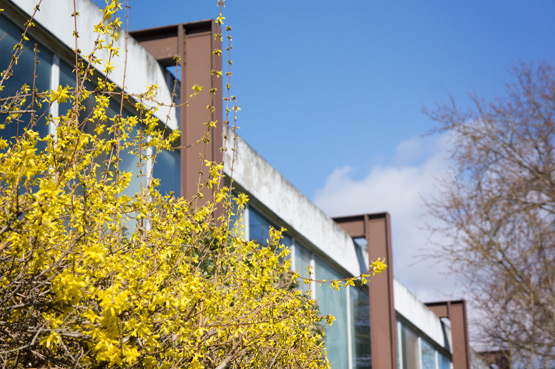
[438,353,451,369]
[315,255,350,369]
[248,207,292,247]
[421,338,437,369]
[401,321,421,369]
[245,204,372,369]
[351,284,372,368]
[294,242,312,294]
[397,318,452,369]
[152,148,180,196]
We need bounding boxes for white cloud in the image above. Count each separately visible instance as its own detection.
[314,133,466,303]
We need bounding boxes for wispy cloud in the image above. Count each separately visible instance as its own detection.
[314,133,465,303]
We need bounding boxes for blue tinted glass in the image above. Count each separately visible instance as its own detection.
[281,233,292,247]
[294,242,312,293]
[351,285,372,368]
[438,352,451,369]
[109,104,144,198]
[248,207,273,246]
[163,67,181,125]
[250,207,293,245]
[58,59,76,115]
[279,233,292,262]
[227,193,245,236]
[84,99,144,197]
[315,255,349,368]
[421,338,436,369]
[153,147,180,196]
[0,15,52,144]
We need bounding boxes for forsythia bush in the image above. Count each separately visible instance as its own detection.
[0,1,331,368]
[0,120,327,369]
[0,1,386,367]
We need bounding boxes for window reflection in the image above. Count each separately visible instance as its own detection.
[0,14,52,146]
[421,337,436,369]
[401,322,421,369]
[351,285,372,369]
[249,207,273,246]
[249,207,290,247]
[397,318,452,369]
[294,242,312,294]
[315,255,349,369]
[438,353,451,369]
[153,147,180,196]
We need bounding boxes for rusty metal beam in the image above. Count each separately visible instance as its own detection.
[334,213,398,369]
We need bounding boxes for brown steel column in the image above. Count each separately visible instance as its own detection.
[130,20,223,201]
[177,23,188,197]
[334,213,398,369]
[181,21,222,200]
[426,301,471,369]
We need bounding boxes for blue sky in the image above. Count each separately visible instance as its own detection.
[107,0,555,197]
[94,0,555,317]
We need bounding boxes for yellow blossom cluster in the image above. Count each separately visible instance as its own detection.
[0,70,329,369]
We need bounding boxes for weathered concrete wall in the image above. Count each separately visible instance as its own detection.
[10,0,177,129]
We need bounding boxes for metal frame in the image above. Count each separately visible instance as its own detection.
[425,300,471,369]
[333,213,398,369]
[130,20,223,200]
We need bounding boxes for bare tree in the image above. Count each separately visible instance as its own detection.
[426,63,555,369]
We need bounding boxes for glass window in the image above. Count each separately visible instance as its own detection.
[227,193,245,236]
[438,352,451,369]
[59,60,180,198]
[351,285,372,369]
[397,318,453,369]
[58,58,81,116]
[0,14,52,144]
[401,323,421,369]
[315,255,349,369]
[81,98,145,198]
[421,338,436,369]
[249,207,273,246]
[248,206,291,264]
[163,66,181,125]
[85,100,144,235]
[294,242,312,294]
[153,147,180,196]
[278,233,292,263]
[118,124,142,197]
[59,59,98,123]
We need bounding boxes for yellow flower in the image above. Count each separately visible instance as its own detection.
[370,257,387,277]
[50,85,70,103]
[215,13,225,25]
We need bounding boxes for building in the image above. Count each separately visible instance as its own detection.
[0,0,491,368]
